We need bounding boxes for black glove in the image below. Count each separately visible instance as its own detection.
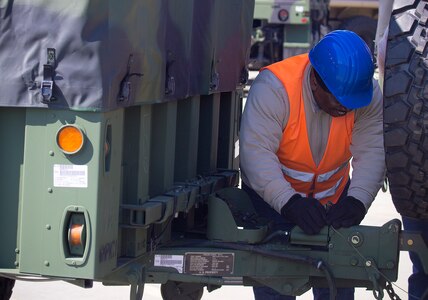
[326,196,366,229]
[281,194,327,235]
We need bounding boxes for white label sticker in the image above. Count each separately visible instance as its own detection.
[154,255,184,273]
[295,6,304,12]
[234,139,240,159]
[54,164,88,188]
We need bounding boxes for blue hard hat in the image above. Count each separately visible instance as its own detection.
[309,30,374,109]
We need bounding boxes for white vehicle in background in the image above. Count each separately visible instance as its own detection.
[249,0,378,69]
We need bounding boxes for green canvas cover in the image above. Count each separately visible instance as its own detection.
[0,0,254,111]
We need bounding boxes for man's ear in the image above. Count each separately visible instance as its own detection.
[310,69,319,92]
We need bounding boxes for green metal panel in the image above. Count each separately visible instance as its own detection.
[283,25,311,45]
[197,94,221,174]
[121,107,142,205]
[207,188,268,243]
[120,105,153,257]
[0,109,25,269]
[217,91,242,170]
[120,105,153,205]
[19,108,124,279]
[149,102,178,196]
[174,96,201,182]
[282,25,312,57]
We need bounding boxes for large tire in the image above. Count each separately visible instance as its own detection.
[384,0,428,219]
[160,281,204,300]
[339,16,377,55]
[0,277,15,300]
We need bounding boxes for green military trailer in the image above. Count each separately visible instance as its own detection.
[0,1,250,298]
[1,1,428,300]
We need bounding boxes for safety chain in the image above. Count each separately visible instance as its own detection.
[385,281,402,300]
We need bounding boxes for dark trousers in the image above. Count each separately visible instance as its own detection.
[242,183,354,300]
[402,216,428,300]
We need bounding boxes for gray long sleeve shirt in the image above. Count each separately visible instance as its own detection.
[240,65,385,214]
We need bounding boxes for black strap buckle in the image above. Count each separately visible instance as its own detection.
[41,48,56,103]
[41,80,54,101]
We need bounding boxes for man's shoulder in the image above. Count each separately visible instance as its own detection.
[253,69,285,90]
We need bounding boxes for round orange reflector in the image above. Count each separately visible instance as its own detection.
[70,224,84,247]
[57,125,84,154]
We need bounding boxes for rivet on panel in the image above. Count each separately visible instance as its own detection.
[350,258,358,266]
[283,284,293,293]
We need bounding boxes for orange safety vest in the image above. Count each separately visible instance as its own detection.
[263,54,355,205]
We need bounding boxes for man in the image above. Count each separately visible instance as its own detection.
[240,30,385,299]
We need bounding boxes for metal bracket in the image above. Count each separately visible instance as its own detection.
[364,259,384,300]
[41,80,54,102]
[128,266,145,300]
[400,231,428,274]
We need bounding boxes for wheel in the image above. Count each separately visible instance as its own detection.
[0,277,15,300]
[339,16,377,55]
[160,281,204,300]
[384,0,428,219]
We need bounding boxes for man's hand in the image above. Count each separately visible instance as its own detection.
[281,194,327,235]
[326,196,366,228]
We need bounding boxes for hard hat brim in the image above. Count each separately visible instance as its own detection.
[335,80,373,110]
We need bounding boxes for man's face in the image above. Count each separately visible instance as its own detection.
[311,70,351,117]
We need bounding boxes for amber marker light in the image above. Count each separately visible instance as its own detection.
[56,125,85,154]
[69,223,85,247]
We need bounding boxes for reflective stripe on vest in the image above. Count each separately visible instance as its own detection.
[281,160,349,183]
[314,177,343,199]
[263,54,355,205]
[281,160,349,195]
[281,165,314,182]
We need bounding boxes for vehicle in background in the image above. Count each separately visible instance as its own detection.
[249,0,378,69]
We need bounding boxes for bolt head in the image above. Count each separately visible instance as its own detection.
[351,235,360,244]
